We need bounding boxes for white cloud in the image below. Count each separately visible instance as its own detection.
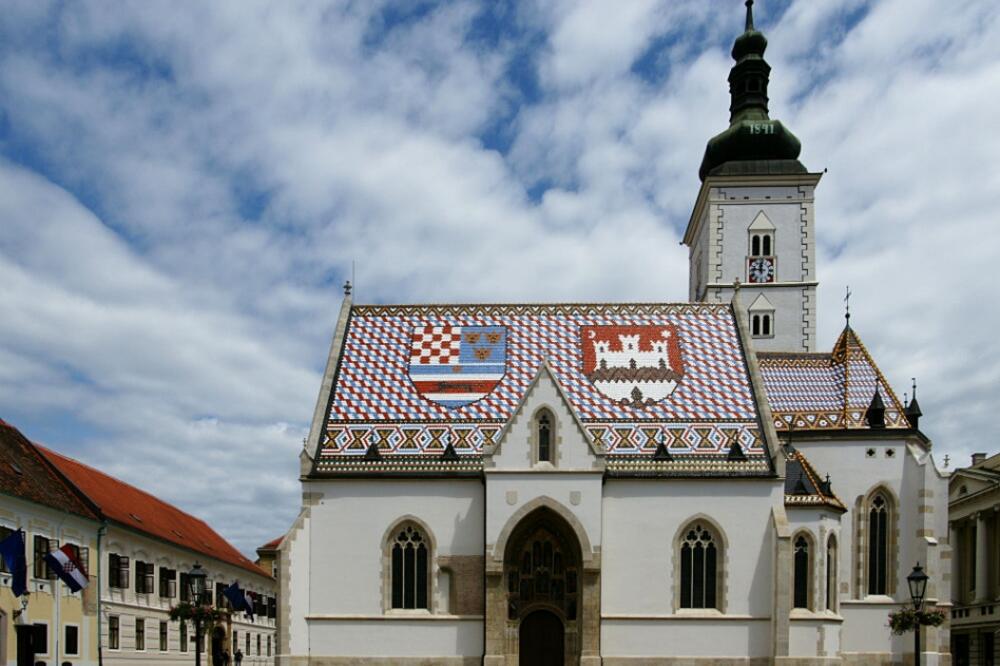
[1,0,997,553]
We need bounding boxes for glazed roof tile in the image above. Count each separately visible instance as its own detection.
[758,326,908,432]
[319,303,770,468]
[41,446,270,579]
[783,448,846,512]
[0,419,98,521]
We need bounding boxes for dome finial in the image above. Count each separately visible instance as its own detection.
[746,0,755,32]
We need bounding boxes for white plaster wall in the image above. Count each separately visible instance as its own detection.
[601,618,771,658]
[307,479,483,616]
[286,505,311,656]
[601,478,781,658]
[306,618,482,657]
[485,474,602,556]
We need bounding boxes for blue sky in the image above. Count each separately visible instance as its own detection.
[1,0,998,556]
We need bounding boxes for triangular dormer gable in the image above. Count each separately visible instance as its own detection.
[484,362,603,472]
[747,210,776,231]
[948,468,1000,503]
[748,293,774,312]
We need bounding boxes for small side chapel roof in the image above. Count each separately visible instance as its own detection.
[783,448,846,512]
[757,325,908,432]
[314,302,774,476]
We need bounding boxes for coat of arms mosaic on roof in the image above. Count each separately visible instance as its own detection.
[320,303,768,463]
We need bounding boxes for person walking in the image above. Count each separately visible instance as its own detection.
[234,648,243,666]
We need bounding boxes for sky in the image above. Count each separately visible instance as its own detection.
[1,0,998,558]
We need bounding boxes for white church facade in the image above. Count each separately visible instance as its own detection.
[278,3,951,664]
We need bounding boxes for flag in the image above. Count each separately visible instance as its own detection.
[222,582,247,611]
[0,529,28,597]
[243,590,255,622]
[43,544,89,593]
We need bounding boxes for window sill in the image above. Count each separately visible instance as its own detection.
[790,608,843,622]
[672,608,724,618]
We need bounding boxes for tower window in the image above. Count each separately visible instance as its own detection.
[751,312,773,338]
[749,232,773,257]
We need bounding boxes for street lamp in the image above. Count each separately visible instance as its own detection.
[907,563,929,666]
[188,563,208,666]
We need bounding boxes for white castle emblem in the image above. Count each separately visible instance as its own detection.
[582,325,683,407]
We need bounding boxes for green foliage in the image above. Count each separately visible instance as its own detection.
[887,607,946,635]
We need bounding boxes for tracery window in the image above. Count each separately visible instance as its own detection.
[826,535,837,611]
[506,525,578,621]
[680,523,718,609]
[867,494,890,595]
[390,525,429,609]
[793,535,811,609]
[536,411,553,463]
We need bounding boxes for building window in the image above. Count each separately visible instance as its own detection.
[159,567,177,598]
[679,523,719,609]
[216,582,229,609]
[793,535,811,609]
[0,525,11,572]
[390,524,429,609]
[536,410,553,462]
[159,621,168,651]
[135,561,154,594]
[180,622,188,652]
[751,312,773,338]
[33,535,55,579]
[257,634,261,655]
[267,596,276,619]
[750,232,773,257]
[867,493,892,595]
[826,535,838,612]
[267,636,271,657]
[65,625,79,655]
[135,618,145,651]
[32,624,48,655]
[245,631,250,654]
[179,572,191,601]
[109,616,120,650]
[109,554,130,589]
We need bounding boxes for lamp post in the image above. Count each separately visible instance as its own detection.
[907,563,929,666]
[188,563,208,666]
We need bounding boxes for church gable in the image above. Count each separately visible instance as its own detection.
[485,363,601,471]
[311,303,773,476]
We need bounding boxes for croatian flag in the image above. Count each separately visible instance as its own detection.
[243,590,255,621]
[43,544,89,592]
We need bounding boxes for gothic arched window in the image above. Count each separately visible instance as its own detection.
[390,525,429,609]
[826,535,838,611]
[536,410,553,463]
[793,535,811,609]
[680,523,719,609]
[867,494,890,595]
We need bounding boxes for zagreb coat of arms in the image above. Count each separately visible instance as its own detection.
[580,325,684,407]
[408,325,506,408]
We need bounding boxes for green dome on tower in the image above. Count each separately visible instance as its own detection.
[698,0,806,181]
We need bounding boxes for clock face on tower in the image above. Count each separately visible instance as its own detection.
[747,256,776,283]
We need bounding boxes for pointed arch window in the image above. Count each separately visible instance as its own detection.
[535,410,553,463]
[680,523,718,609]
[867,494,889,595]
[391,525,429,609]
[826,535,838,611]
[793,535,811,609]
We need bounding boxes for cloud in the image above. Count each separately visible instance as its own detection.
[1,0,997,554]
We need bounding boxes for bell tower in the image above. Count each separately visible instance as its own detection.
[684,0,821,352]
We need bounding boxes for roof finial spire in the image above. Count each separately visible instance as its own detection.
[343,280,352,296]
[911,377,917,399]
[745,0,755,32]
[844,285,852,325]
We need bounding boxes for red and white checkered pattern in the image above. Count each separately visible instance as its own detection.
[410,326,462,365]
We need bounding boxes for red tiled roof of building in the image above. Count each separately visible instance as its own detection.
[40,445,270,579]
[0,419,99,521]
[258,535,283,551]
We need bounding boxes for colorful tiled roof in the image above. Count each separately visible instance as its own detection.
[0,419,98,521]
[319,303,769,471]
[41,446,270,579]
[758,326,907,432]
[783,448,846,512]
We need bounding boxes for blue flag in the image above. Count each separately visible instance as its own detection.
[0,529,28,597]
[222,582,247,611]
[243,590,255,622]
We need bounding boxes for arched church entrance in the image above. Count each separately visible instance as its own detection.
[519,610,564,666]
[505,508,581,665]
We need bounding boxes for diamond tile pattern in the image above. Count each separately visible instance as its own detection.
[323,303,763,456]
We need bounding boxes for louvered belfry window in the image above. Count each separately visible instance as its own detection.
[680,524,718,609]
[391,525,428,609]
[793,535,810,609]
[868,495,889,595]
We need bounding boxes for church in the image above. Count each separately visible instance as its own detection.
[278,3,951,664]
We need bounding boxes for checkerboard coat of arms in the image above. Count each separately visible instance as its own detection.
[581,324,684,407]
[408,325,507,408]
